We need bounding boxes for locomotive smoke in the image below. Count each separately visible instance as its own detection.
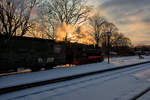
[56,22,96,45]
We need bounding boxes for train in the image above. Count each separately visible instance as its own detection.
[0,35,104,73]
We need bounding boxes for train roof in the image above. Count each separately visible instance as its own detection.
[0,35,97,47]
[0,35,54,42]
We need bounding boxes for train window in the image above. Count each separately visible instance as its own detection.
[47,57,54,63]
[38,58,43,63]
[54,45,61,54]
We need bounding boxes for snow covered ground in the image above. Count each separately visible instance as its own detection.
[1,60,150,100]
[0,56,150,89]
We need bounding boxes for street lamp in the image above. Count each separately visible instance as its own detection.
[106,32,111,64]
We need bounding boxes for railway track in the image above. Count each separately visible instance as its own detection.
[131,87,150,100]
[1,61,150,95]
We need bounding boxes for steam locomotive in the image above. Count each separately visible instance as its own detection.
[0,35,104,73]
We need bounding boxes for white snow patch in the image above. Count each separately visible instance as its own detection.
[0,56,150,90]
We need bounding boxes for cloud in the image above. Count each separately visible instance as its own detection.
[94,0,150,45]
[100,0,150,9]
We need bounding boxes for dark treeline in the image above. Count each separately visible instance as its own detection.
[88,13,132,56]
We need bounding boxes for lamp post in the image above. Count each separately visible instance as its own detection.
[106,32,111,64]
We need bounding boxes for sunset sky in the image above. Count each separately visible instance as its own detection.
[89,0,150,45]
[21,0,150,45]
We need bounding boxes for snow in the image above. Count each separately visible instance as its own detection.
[1,61,150,100]
[0,56,150,90]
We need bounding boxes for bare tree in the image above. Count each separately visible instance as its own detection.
[88,13,107,47]
[38,0,91,40]
[100,22,118,46]
[0,0,36,37]
[111,32,132,47]
[110,32,132,55]
[35,10,57,40]
[88,12,132,55]
[103,22,118,34]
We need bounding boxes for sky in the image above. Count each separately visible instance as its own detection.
[10,0,150,45]
[89,0,150,45]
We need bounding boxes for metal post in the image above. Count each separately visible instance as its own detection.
[106,32,111,64]
[108,35,110,64]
